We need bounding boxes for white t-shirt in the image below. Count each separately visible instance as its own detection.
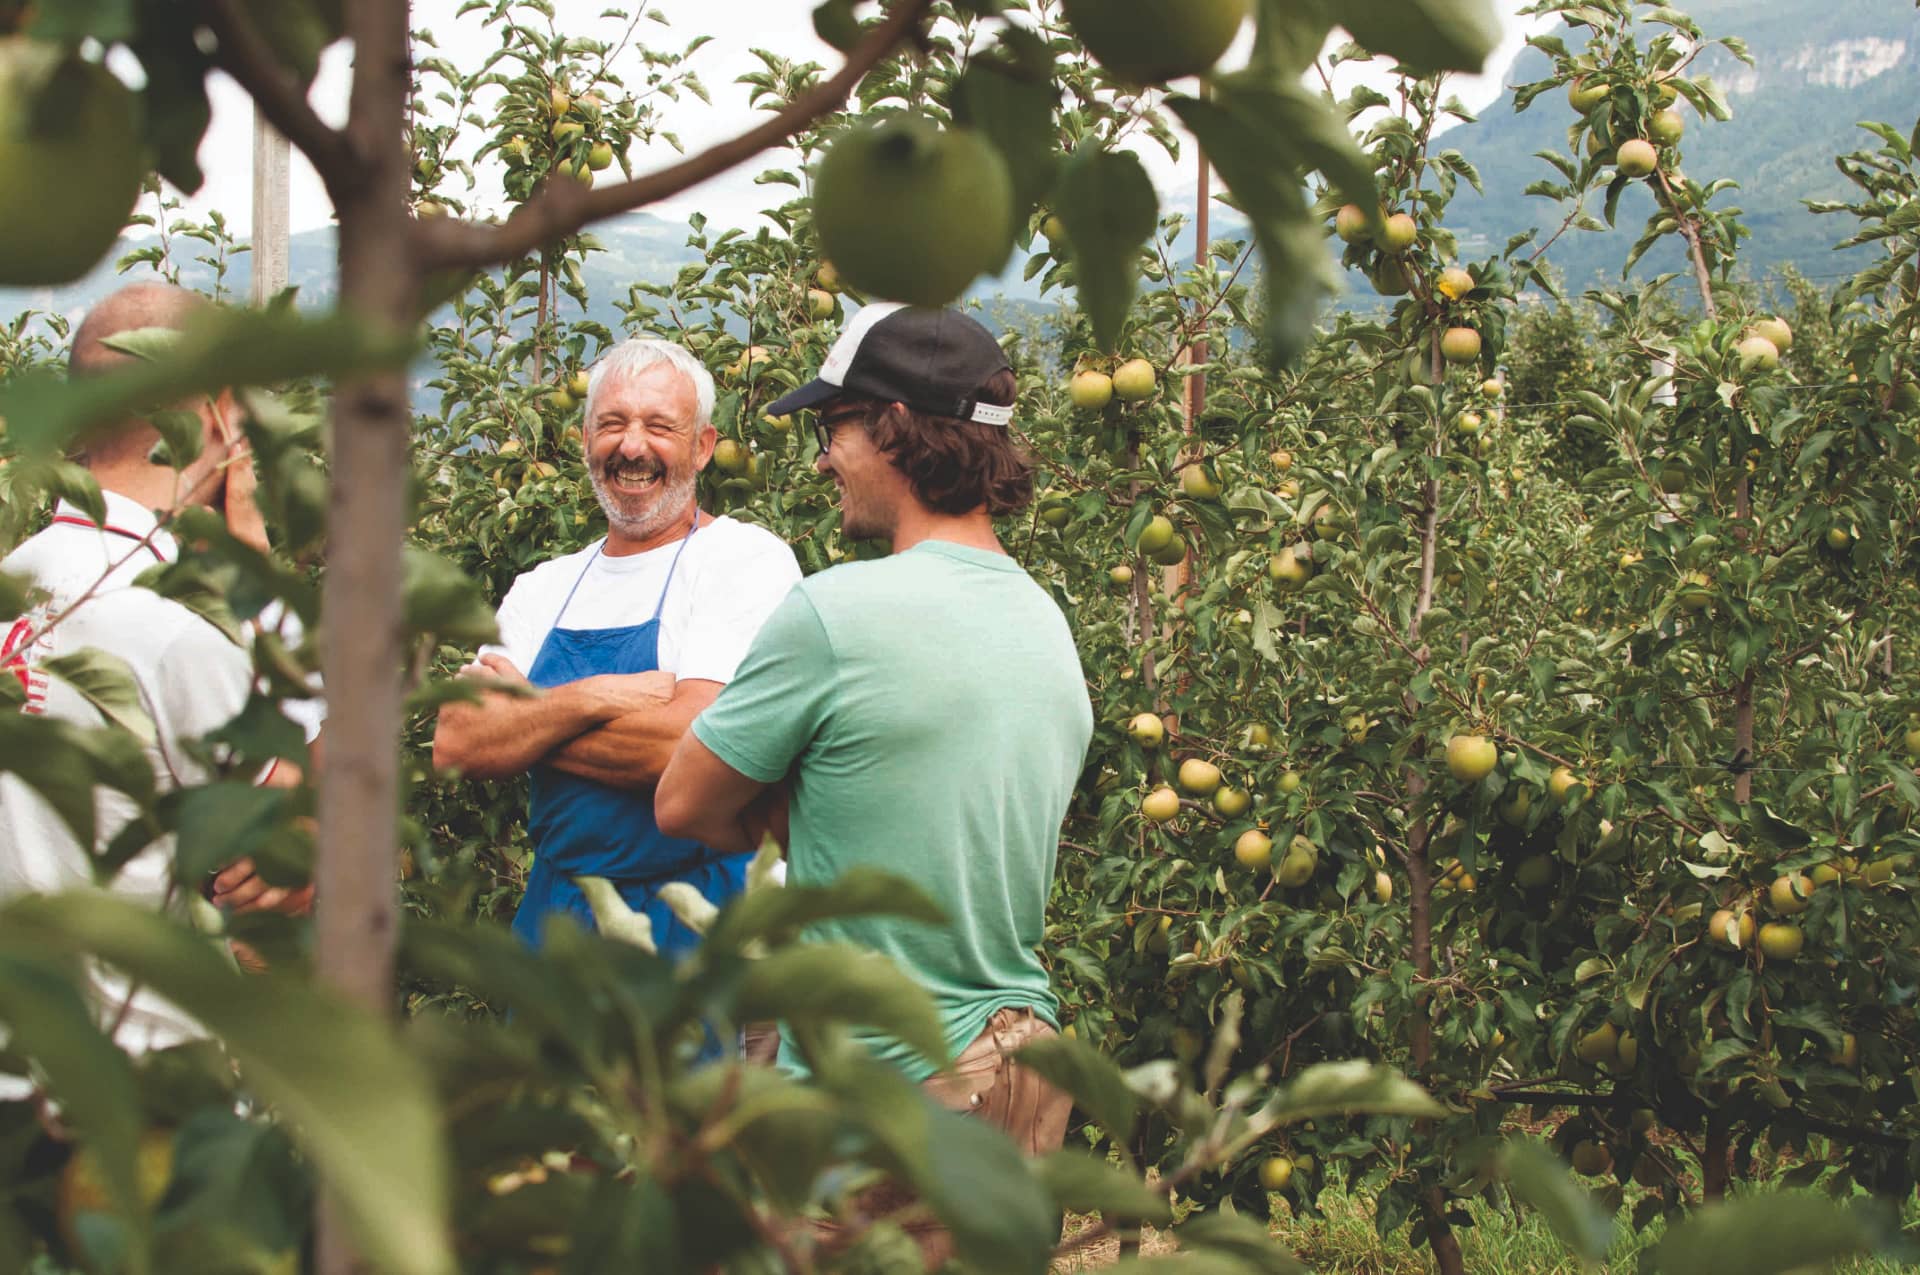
[484,514,802,685]
[0,491,296,1057]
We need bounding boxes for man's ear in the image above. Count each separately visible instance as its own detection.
[693,422,718,471]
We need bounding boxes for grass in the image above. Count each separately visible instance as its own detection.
[1054,1168,1917,1273]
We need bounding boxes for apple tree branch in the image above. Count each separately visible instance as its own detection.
[412,0,938,273]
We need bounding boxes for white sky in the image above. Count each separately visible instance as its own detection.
[156,0,1551,240]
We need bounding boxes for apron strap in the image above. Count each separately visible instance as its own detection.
[550,510,701,636]
[550,541,604,631]
[651,509,700,625]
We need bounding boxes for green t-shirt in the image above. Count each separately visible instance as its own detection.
[691,540,1093,1081]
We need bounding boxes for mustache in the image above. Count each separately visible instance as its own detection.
[599,454,664,481]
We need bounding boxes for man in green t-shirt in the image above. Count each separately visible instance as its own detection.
[657,303,1093,1263]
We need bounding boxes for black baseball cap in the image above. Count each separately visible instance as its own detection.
[766,303,1014,426]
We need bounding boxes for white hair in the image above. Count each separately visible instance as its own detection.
[583,338,715,431]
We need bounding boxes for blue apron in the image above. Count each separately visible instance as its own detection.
[511,513,751,959]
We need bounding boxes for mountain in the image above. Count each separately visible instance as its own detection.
[1434,0,1920,295]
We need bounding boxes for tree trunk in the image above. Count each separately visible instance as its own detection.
[1702,1114,1733,1200]
[316,1,417,1271]
[1422,1189,1467,1275]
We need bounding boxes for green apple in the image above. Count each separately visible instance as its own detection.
[1616,138,1659,177]
[1258,1155,1293,1190]
[1269,546,1311,587]
[1070,369,1114,410]
[1128,712,1166,748]
[1548,766,1582,802]
[0,39,147,286]
[1135,514,1175,555]
[1379,212,1418,254]
[1335,203,1372,244]
[1058,0,1250,84]
[1232,827,1271,868]
[1445,734,1497,783]
[1179,463,1221,500]
[1751,316,1792,352]
[1177,757,1223,796]
[813,115,1014,307]
[1567,75,1609,111]
[1112,358,1158,401]
[1436,266,1474,300]
[1441,327,1482,364]
[1141,786,1181,822]
[1647,108,1684,145]
[1768,872,1812,915]
[1737,335,1780,372]
[1214,786,1252,818]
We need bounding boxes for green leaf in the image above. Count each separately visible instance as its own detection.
[736,944,949,1069]
[1204,74,1379,213]
[1648,1192,1902,1274]
[0,714,110,848]
[1249,0,1334,76]
[575,876,658,952]
[1167,93,1330,365]
[0,952,148,1272]
[1337,0,1502,74]
[668,1064,837,1210]
[656,881,720,935]
[952,58,1059,219]
[25,0,136,43]
[704,866,946,954]
[1254,1061,1443,1127]
[172,784,294,884]
[1014,1033,1139,1142]
[0,571,31,624]
[1502,1139,1612,1264]
[916,1106,1060,1274]
[1050,146,1159,353]
[2,894,454,1275]
[1032,1150,1171,1225]
[164,1109,309,1258]
[1174,1211,1310,1273]
[402,548,499,645]
[40,648,155,746]
[0,309,415,460]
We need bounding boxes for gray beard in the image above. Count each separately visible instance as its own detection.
[590,462,697,541]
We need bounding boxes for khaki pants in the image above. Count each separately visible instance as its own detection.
[813,1006,1072,1269]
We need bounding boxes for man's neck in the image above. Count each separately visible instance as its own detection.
[604,501,702,557]
[889,507,1005,557]
[88,462,190,520]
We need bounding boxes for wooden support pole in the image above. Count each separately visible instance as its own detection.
[251,107,291,305]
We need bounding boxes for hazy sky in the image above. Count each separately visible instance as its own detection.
[156,0,1550,240]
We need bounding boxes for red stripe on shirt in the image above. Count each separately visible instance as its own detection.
[50,515,167,563]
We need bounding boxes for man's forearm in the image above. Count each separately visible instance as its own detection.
[432,681,616,779]
[547,680,721,789]
[545,706,688,787]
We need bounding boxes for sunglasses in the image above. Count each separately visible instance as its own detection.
[813,406,869,456]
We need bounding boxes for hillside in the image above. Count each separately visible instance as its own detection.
[1436,0,1919,293]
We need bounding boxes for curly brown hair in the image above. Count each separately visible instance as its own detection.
[843,368,1033,516]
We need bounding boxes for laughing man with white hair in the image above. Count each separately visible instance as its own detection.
[433,338,799,958]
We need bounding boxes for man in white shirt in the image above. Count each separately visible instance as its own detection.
[432,338,799,959]
[0,281,320,1056]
